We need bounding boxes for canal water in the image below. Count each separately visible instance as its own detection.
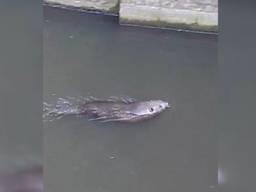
[0,1,42,174]
[44,7,217,192]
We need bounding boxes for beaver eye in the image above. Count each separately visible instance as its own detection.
[150,108,154,112]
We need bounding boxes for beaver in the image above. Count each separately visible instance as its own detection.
[43,96,170,123]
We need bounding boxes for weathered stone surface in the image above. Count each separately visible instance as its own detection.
[44,0,119,13]
[44,0,218,32]
[120,0,218,32]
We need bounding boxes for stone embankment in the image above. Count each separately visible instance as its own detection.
[44,0,218,32]
[44,0,120,14]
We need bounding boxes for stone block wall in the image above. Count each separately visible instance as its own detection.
[44,0,218,32]
[44,0,120,14]
[119,0,218,32]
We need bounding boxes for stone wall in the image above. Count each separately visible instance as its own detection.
[119,0,218,32]
[44,0,218,32]
[44,0,119,14]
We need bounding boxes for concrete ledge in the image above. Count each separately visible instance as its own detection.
[119,0,218,33]
[44,0,218,33]
[44,0,119,14]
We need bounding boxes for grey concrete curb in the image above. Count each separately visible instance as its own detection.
[44,0,218,33]
[44,0,120,14]
[119,0,218,33]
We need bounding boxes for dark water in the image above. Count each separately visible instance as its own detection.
[218,1,256,192]
[0,2,43,192]
[44,7,217,192]
[0,1,42,173]
[0,165,43,192]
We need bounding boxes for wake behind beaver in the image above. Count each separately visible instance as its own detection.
[43,96,170,123]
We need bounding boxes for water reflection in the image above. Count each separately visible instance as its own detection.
[218,168,225,185]
[0,166,43,192]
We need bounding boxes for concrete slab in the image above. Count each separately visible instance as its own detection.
[119,0,218,32]
[44,0,119,14]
